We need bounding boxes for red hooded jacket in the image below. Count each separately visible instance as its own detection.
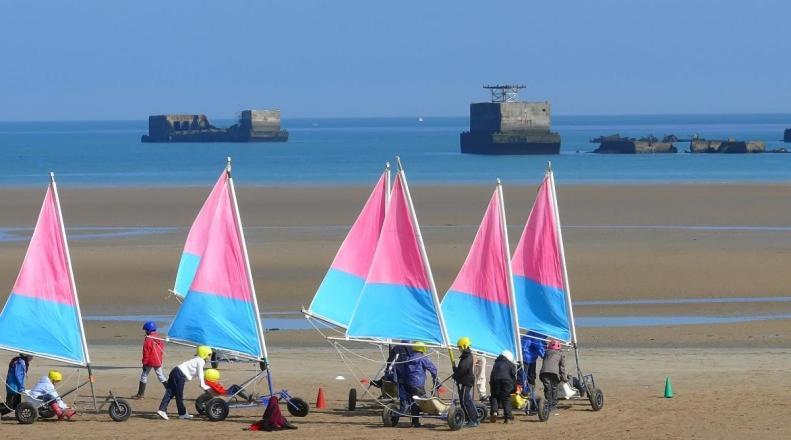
[142,332,165,367]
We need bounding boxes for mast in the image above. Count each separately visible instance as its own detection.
[50,172,97,412]
[497,179,523,366]
[385,162,391,206]
[226,157,269,361]
[395,157,454,364]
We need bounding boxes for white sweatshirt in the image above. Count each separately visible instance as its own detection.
[29,376,68,409]
[177,356,209,390]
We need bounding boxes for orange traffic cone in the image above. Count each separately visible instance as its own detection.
[316,387,327,409]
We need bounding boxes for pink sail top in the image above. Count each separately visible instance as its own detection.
[184,171,227,255]
[448,189,509,305]
[330,171,388,277]
[512,175,565,291]
[12,185,75,306]
[365,174,430,290]
[188,178,253,303]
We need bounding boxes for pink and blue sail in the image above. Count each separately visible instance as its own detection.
[307,168,389,327]
[512,170,573,343]
[172,170,227,298]
[0,179,88,366]
[441,184,521,359]
[168,166,266,359]
[346,170,446,345]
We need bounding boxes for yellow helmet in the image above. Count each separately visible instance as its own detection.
[204,368,221,382]
[412,342,427,353]
[48,370,63,382]
[457,336,472,350]
[196,345,213,360]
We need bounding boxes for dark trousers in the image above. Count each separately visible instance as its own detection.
[398,384,425,426]
[540,372,559,406]
[1,391,21,414]
[489,379,513,420]
[159,367,187,415]
[459,384,477,423]
[526,362,538,386]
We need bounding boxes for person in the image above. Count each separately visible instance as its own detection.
[372,341,411,389]
[29,370,76,421]
[1,353,32,416]
[539,339,566,410]
[202,368,254,402]
[489,350,517,424]
[132,321,166,399]
[474,355,488,400]
[520,332,546,390]
[245,396,297,431]
[452,336,478,427]
[395,342,437,427]
[157,345,213,420]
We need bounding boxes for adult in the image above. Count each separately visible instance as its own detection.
[1,353,32,415]
[452,336,478,427]
[396,342,437,427]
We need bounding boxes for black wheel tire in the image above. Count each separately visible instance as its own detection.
[589,388,604,411]
[15,402,38,424]
[381,404,400,427]
[447,405,464,431]
[347,388,357,411]
[195,393,212,415]
[109,399,132,422]
[537,398,551,422]
[474,402,488,422]
[286,397,309,417]
[38,405,56,419]
[205,398,229,422]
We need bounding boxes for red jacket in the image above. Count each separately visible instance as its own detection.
[142,332,165,367]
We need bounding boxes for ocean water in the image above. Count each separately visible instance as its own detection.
[1,114,790,186]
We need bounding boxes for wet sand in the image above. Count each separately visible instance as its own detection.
[1,184,791,438]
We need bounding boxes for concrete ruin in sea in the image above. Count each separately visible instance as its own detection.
[592,134,678,154]
[141,109,288,143]
[460,85,561,154]
[784,128,790,143]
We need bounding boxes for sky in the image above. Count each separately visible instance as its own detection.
[1,0,790,120]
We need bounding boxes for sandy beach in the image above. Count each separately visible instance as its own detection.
[1,183,791,438]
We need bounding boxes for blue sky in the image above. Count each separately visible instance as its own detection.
[1,0,789,120]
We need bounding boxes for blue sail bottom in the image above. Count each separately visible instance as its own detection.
[442,291,518,358]
[514,276,571,342]
[347,283,444,345]
[173,252,201,297]
[0,294,85,365]
[168,290,263,359]
[308,268,365,327]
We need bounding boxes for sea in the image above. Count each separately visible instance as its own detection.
[1,114,790,186]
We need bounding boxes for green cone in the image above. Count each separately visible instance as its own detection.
[664,377,673,398]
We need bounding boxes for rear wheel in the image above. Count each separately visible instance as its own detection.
[589,388,604,411]
[347,388,357,411]
[447,405,464,431]
[537,398,551,422]
[382,404,400,427]
[474,402,488,422]
[195,393,212,415]
[205,398,229,422]
[109,399,132,422]
[15,402,38,424]
[286,397,309,417]
[38,406,56,419]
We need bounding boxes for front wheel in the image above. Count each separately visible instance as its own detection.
[381,404,400,427]
[195,393,212,415]
[205,398,229,422]
[589,388,604,411]
[347,388,357,411]
[447,405,464,431]
[38,406,56,419]
[109,399,132,422]
[474,402,488,422]
[537,398,551,422]
[15,402,38,424]
[286,397,309,417]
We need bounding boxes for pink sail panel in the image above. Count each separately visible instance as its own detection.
[330,171,388,278]
[365,175,430,290]
[511,176,565,291]
[184,171,228,255]
[11,185,75,306]
[448,189,509,305]
[187,179,253,303]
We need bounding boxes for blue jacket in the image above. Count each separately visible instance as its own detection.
[521,334,546,364]
[396,352,438,388]
[5,356,28,394]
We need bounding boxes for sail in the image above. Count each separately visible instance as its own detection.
[346,171,445,345]
[511,171,572,343]
[172,171,227,298]
[307,169,389,327]
[168,168,265,359]
[441,185,521,358]
[0,181,87,365]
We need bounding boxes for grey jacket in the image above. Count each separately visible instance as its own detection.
[540,348,566,379]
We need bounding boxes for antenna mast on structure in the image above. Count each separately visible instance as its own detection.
[483,84,526,103]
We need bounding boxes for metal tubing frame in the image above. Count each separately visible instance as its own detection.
[497,180,524,366]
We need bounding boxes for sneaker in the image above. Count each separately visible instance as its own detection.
[178,413,194,420]
[157,410,169,420]
[489,414,497,423]
[465,420,480,428]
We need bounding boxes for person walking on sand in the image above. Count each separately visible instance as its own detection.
[489,350,517,424]
[1,353,32,416]
[157,345,212,420]
[539,339,566,410]
[132,321,166,399]
[452,336,479,428]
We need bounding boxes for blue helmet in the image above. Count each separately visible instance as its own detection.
[142,321,157,333]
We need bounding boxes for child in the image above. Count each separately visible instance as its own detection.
[132,321,166,399]
[203,368,254,402]
[489,350,516,424]
[29,370,76,421]
[157,345,213,420]
[245,396,297,431]
[395,342,437,428]
[452,336,479,428]
[1,353,32,416]
[539,339,566,410]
